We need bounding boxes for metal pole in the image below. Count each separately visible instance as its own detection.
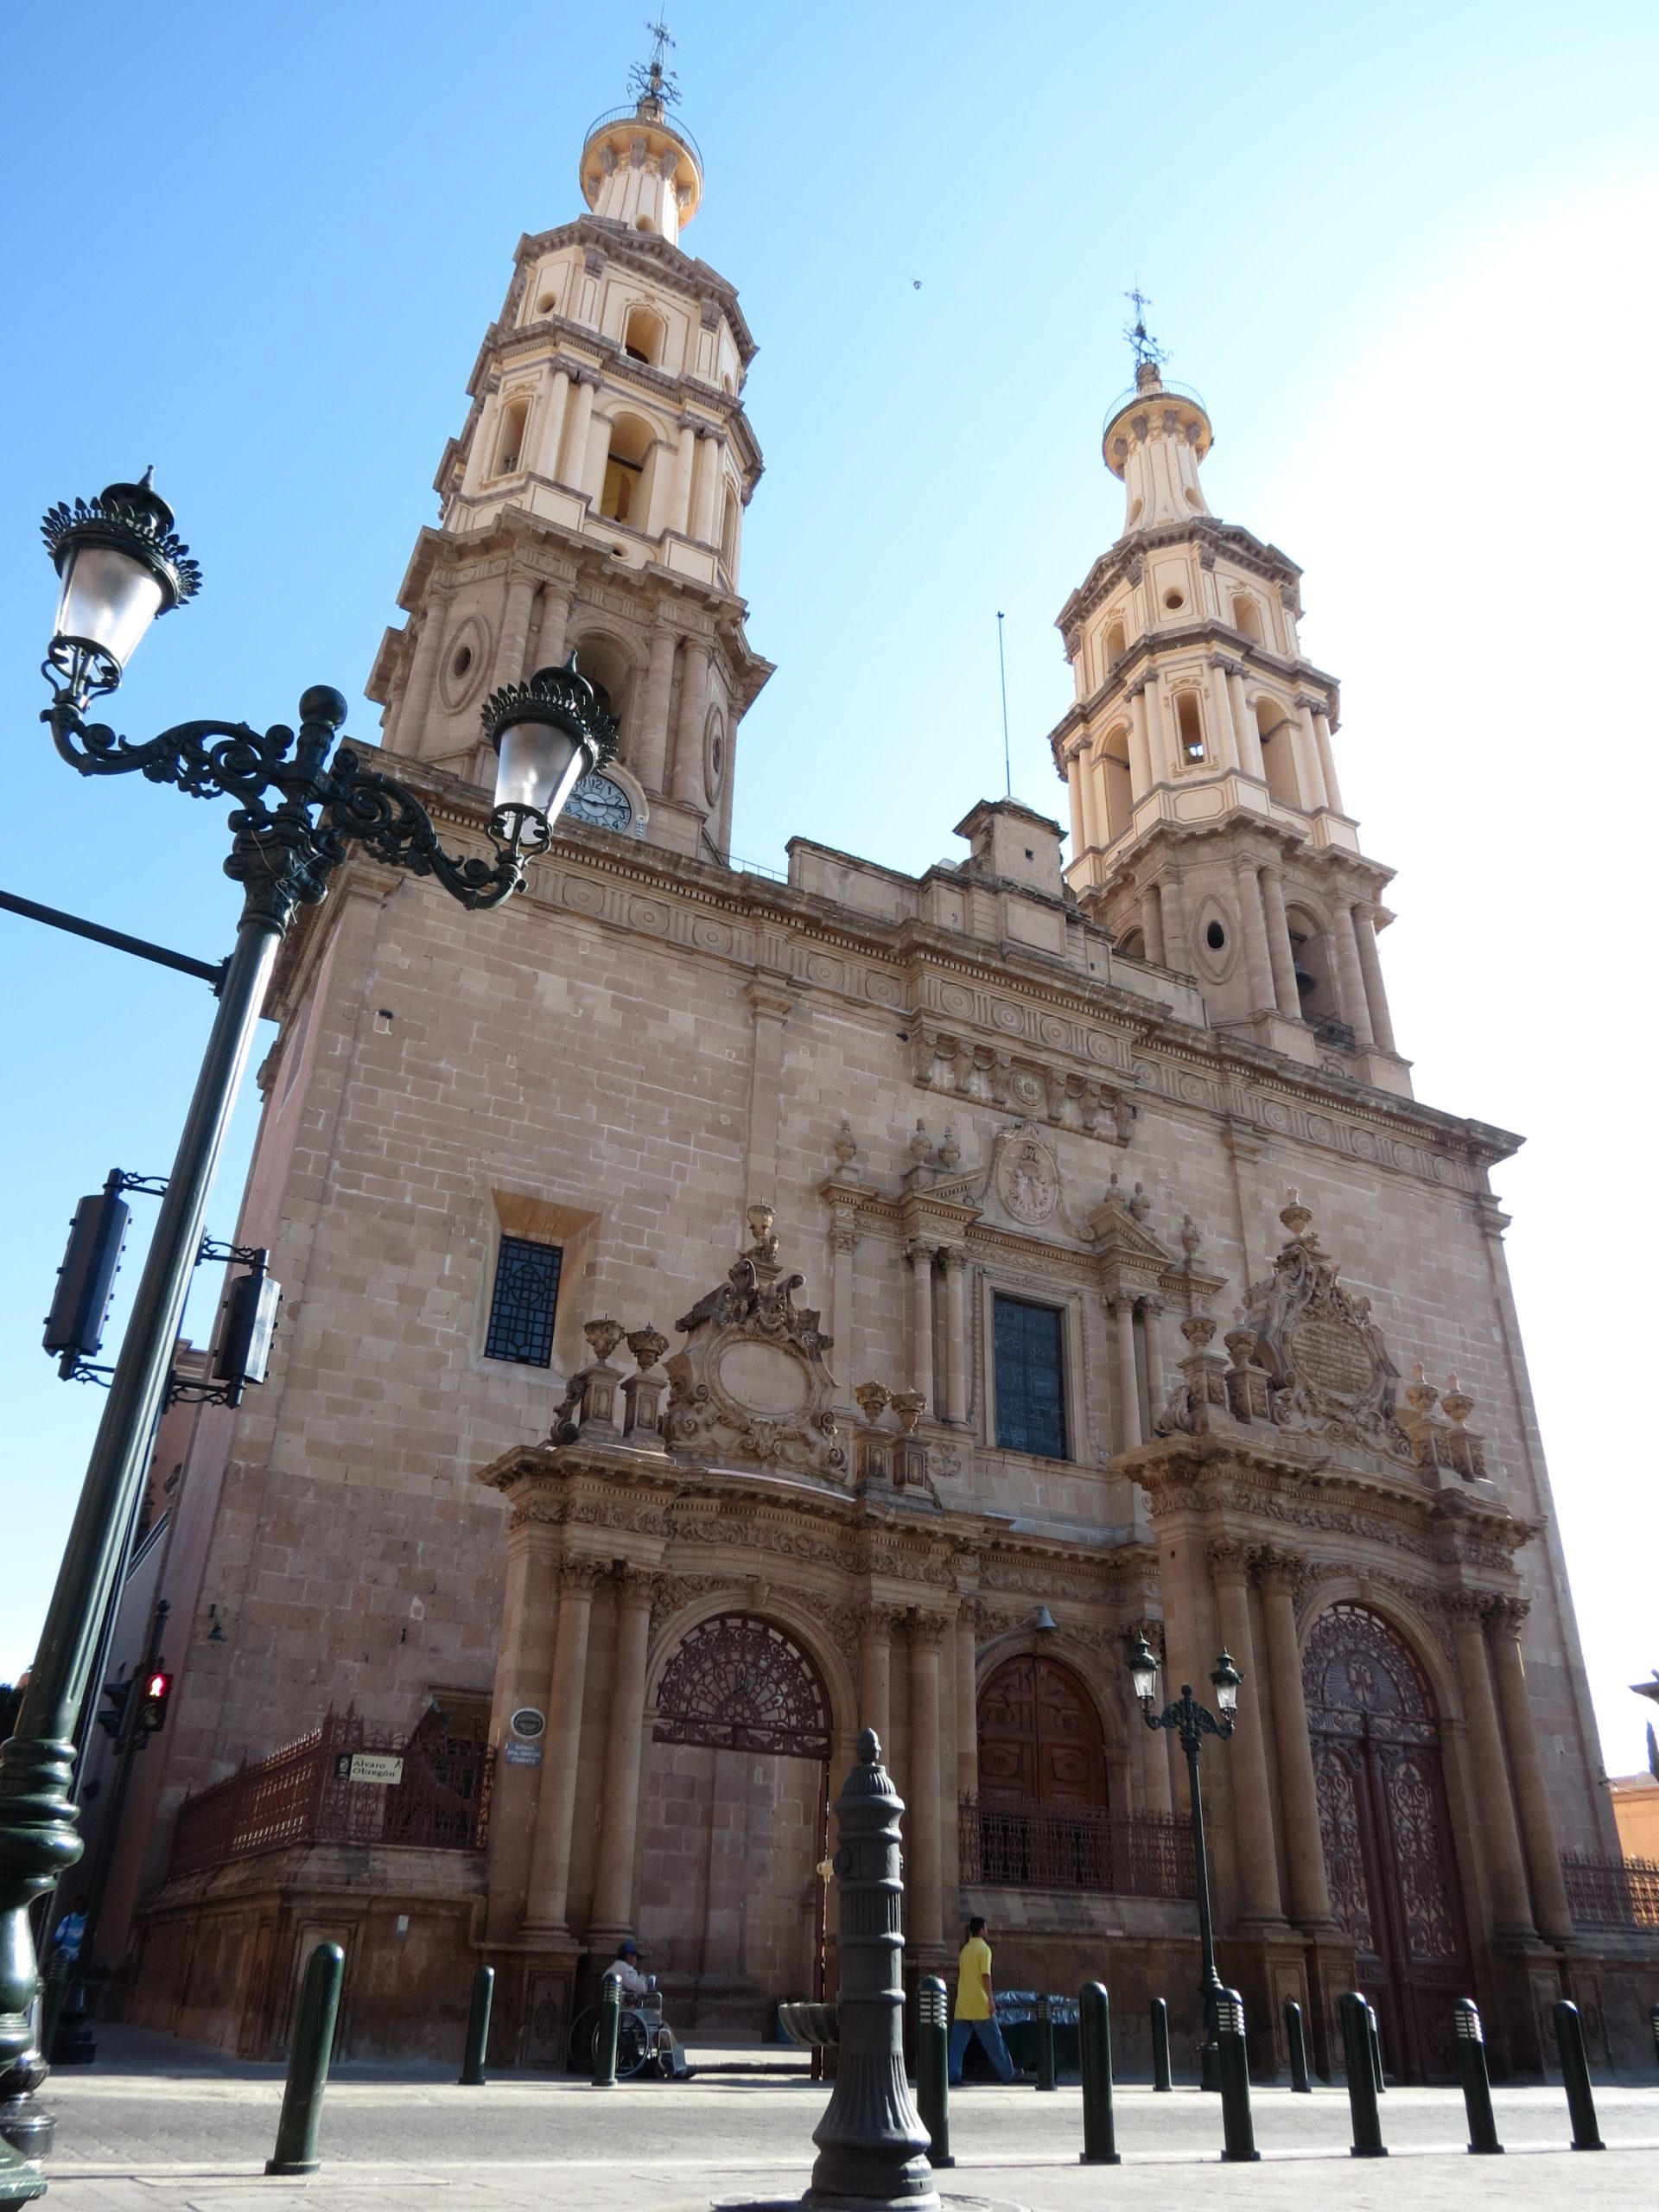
[0,896,284,2190]
[1217,1988,1259,2163]
[591,1975,620,2088]
[1185,1730,1222,2090]
[1650,2002,1659,2078]
[1078,1982,1120,2166]
[915,1976,952,2169]
[1034,1991,1056,2092]
[265,1942,345,2176]
[1149,1996,1172,2091]
[459,1965,493,2087]
[1452,1999,1502,2154]
[1554,1999,1604,2151]
[1338,1992,1386,2158]
[996,612,1011,799]
[1284,1999,1312,2094]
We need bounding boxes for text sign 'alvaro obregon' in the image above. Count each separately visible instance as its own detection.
[334,1751,405,1786]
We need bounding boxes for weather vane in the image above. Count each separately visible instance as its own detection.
[629,16,681,107]
[1124,285,1168,371]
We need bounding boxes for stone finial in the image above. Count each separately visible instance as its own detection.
[1224,1325,1257,1365]
[1181,1313,1217,1351]
[1441,1375,1475,1427]
[834,1119,859,1169]
[889,1389,926,1434]
[626,1325,669,1371]
[1403,1363,1440,1418]
[855,1381,892,1427]
[1281,1189,1313,1240]
[938,1125,962,1170]
[583,1315,626,1363]
[908,1119,933,1165]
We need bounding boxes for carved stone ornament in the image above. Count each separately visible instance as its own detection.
[996,1126,1060,1225]
[663,1211,845,1479]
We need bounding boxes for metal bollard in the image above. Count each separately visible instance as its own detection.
[1217,1988,1259,2163]
[459,1963,494,2086]
[266,1942,346,2176]
[1650,2003,1659,2078]
[1078,1983,1121,2165]
[1150,1995,1173,2091]
[592,1974,621,2088]
[1284,1999,1312,2094]
[1338,1992,1386,2158]
[1452,1999,1502,2154]
[1554,1999,1605,2151]
[1368,2001,1385,2093]
[1034,1991,1057,2091]
[916,1976,953,2168]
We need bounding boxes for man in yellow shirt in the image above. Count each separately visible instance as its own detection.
[949,1916,1017,2084]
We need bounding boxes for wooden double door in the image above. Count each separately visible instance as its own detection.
[1305,1605,1471,2082]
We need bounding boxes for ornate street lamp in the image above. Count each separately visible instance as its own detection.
[1128,1630,1242,2093]
[0,476,615,2196]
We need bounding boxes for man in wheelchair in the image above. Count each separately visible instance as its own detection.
[570,1941,692,2078]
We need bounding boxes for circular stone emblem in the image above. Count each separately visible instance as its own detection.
[509,1707,546,1740]
[997,1135,1059,1225]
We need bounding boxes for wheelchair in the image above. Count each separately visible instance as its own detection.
[568,1977,677,2079]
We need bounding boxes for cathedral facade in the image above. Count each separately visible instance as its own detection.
[101,57,1656,2084]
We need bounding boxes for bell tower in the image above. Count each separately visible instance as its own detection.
[1046,303,1408,1096]
[368,26,772,861]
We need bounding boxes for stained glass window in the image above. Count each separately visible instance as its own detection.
[484,1236,563,1366]
[994,1295,1067,1460]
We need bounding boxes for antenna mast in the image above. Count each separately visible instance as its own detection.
[996,612,1011,800]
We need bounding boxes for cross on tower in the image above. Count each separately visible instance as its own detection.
[629,16,681,107]
[1123,285,1168,371]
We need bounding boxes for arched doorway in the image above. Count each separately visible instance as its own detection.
[1304,1605,1471,2082]
[639,1614,830,2028]
[976,1655,1106,1888]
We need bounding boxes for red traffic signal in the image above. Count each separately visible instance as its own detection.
[136,1669,173,1732]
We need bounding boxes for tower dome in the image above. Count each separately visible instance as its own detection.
[1102,359,1215,534]
[579,33,703,245]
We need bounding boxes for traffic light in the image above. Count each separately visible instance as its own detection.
[43,1179,130,1377]
[135,1669,173,1734]
[213,1263,282,1405]
[95,1678,132,1741]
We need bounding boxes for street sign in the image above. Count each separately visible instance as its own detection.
[335,1751,404,1785]
[504,1741,543,1767]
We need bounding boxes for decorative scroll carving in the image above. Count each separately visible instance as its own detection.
[1240,1196,1408,1454]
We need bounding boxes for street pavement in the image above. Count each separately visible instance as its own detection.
[23,2025,1659,2211]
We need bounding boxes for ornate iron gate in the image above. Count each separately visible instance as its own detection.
[652,1613,830,1760]
[1304,1605,1471,2082]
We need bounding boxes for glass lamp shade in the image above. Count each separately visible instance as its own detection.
[492,715,590,823]
[52,541,166,672]
[1127,1631,1160,1707]
[1211,1649,1243,1715]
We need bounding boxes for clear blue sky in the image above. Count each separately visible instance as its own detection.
[3,3,1656,1770]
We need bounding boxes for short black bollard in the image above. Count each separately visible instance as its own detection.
[1034,1991,1057,2092]
[1284,1998,1312,2094]
[1368,2001,1386,2093]
[592,1974,621,2088]
[1150,1995,1173,2091]
[1554,1999,1605,2151]
[1452,1998,1502,2154]
[1217,1988,1259,2163]
[1339,1991,1386,2158]
[266,1942,345,2176]
[459,1963,493,2087]
[1650,2002,1659,2078]
[916,1975,953,2168]
[1078,1983,1121,2166]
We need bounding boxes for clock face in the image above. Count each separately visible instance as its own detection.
[563,772,635,833]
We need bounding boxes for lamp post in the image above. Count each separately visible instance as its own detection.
[1127,1631,1241,2093]
[0,474,614,2202]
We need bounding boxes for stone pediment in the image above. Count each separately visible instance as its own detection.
[663,1206,845,1482]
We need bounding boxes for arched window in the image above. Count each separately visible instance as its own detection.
[565,632,633,744]
[600,413,657,524]
[719,485,740,573]
[1285,905,1336,1020]
[1231,591,1263,643]
[1102,727,1133,839]
[1104,620,1128,671]
[1174,690,1205,766]
[1254,698,1300,805]
[652,1614,830,1760]
[493,393,531,477]
[1116,927,1147,962]
[624,305,664,365]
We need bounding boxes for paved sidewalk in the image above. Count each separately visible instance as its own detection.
[22,2026,1659,2212]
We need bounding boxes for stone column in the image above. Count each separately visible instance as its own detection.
[1140,883,1166,967]
[1351,904,1396,1053]
[1450,1596,1537,1941]
[492,572,538,693]
[669,638,711,807]
[1077,746,1105,853]
[942,1247,970,1425]
[631,621,678,794]
[1159,871,1189,972]
[524,1555,603,1931]
[906,1241,937,1412]
[1293,702,1330,810]
[1207,660,1240,768]
[955,1607,978,1802]
[1139,1296,1166,1424]
[1259,866,1300,1019]
[860,1607,893,1748]
[669,419,698,534]
[1110,1296,1141,1451]
[1330,901,1376,1046]
[588,1568,658,1938]
[1208,1544,1287,1925]
[1255,1553,1335,1930]
[691,429,722,544]
[1486,1599,1575,1944]
[1127,685,1153,795]
[1236,860,1275,1011]
[558,373,597,493]
[533,366,573,480]
[1312,709,1344,814]
[392,592,451,753]
[907,1614,947,1948]
[1229,668,1265,779]
[528,586,573,673]
[1064,747,1086,857]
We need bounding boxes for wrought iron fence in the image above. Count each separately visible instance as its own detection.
[959,1795,1196,1900]
[1560,1849,1659,1929]
[170,1706,493,1877]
